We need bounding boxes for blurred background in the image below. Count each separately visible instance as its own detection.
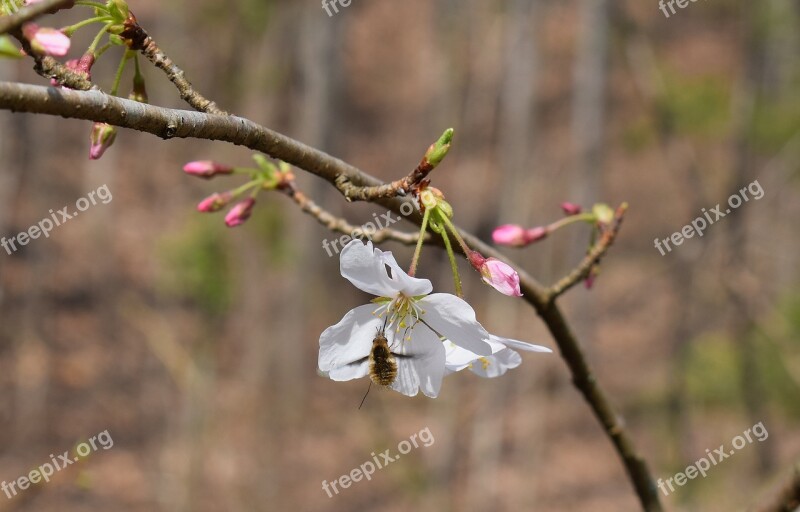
[1,0,799,510]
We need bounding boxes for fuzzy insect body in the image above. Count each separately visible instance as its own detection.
[369,331,398,386]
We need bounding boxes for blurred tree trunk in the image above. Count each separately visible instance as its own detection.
[614,6,708,466]
[567,0,609,344]
[467,1,541,510]
[570,0,608,212]
[725,0,778,476]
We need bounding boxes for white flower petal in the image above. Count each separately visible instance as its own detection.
[339,240,398,297]
[380,251,433,297]
[319,304,381,371]
[444,341,480,371]
[490,334,552,353]
[420,294,492,356]
[389,328,445,397]
[328,360,370,381]
[470,349,522,378]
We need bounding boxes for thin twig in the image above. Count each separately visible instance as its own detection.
[335,154,434,202]
[120,13,226,115]
[546,203,628,302]
[0,80,663,511]
[282,184,423,245]
[10,29,96,90]
[0,0,74,35]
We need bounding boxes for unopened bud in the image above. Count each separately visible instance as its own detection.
[0,35,22,59]
[525,226,548,243]
[468,252,522,297]
[197,192,233,213]
[183,161,234,179]
[560,202,582,216]
[129,71,147,103]
[23,24,70,56]
[109,0,129,20]
[592,203,614,227]
[89,122,117,160]
[225,198,256,227]
[424,128,454,167]
[492,224,528,247]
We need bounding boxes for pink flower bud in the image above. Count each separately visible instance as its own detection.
[76,52,95,75]
[492,224,528,247]
[53,53,95,87]
[225,198,256,227]
[197,192,233,213]
[560,202,582,216]
[470,253,522,297]
[584,265,599,290]
[23,24,70,56]
[183,161,234,179]
[525,226,548,243]
[88,122,117,160]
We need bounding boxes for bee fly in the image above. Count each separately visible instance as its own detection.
[369,326,397,386]
[359,320,399,409]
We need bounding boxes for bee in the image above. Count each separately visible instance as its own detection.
[369,326,398,386]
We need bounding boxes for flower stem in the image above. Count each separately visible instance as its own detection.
[440,228,463,297]
[547,212,595,232]
[438,213,471,256]
[87,24,109,54]
[408,207,431,277]
[133,50,142,76]
[94,42,112,58]
[109,49,131,96]
[231,180,262,198]
[62,16,110,36]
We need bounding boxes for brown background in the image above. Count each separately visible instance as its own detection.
[0,0,799,510]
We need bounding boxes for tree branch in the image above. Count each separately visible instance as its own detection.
[546,203,628,302]
[281,184,424,246]
[10,29,96,90]
[0,80,662,511]
[0,0,74,36]
[120,13,226,115]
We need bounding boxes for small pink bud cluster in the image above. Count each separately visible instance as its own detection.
[185,155,292,228]
[491,200,619,290]
[196,192,255,227]
[492,201,590,248]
